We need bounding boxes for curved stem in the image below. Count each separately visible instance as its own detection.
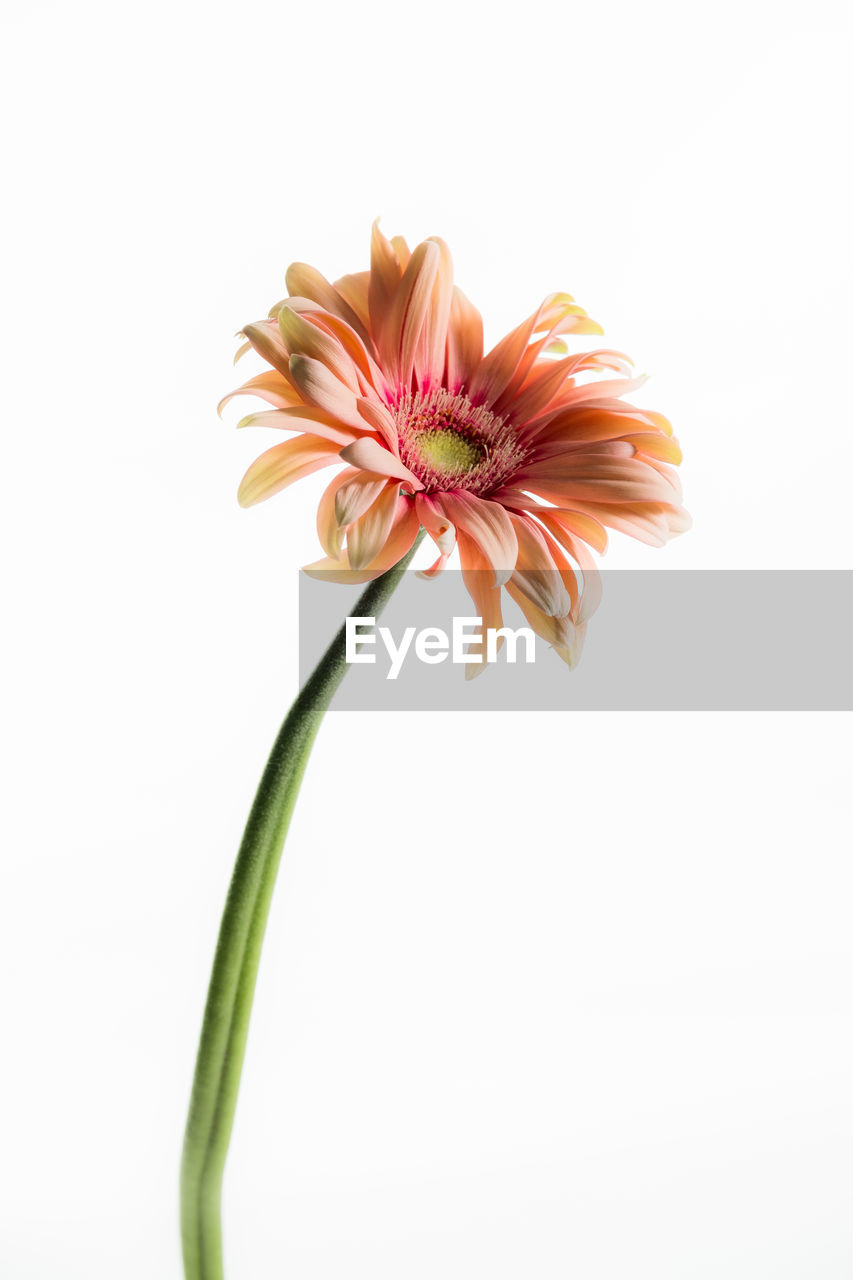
[180,534,423,1280]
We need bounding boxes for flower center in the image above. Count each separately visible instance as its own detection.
[414,428,485,475]
[395,388,527,496]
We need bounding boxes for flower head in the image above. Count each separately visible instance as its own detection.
[223,223,690,666]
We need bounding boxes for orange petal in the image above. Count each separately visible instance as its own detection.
[624,432,683,464]
[355,397,400,451]
[303,495,420,583]
[551,374,649,409]
[278,307,360,392]
[554,621,588,669]
[535,518,602,625]
[368,219,404,350]
[470,295,602,408]
[523,404,674,449]
[445,286,484,394]
[518,456,680,504]
[384,239,440,386]
[237,435,341,508]
[525,507,608,555]
[218,370,303,416]
[507,513,572,618]
[498,354,580,424]
[346,482,401,570]
[288,354,366,430]
[235,407,361,446]
[417,236,454,389]
[505,581,576,650]
[554,500,672,547]
[284,261,371,344]
[334,469,390,528]
[334,270,371,333]
[339,437,423,487]
[240,321,293,379]
[455,528,505,673]
[316,470,350,559]
[390,234,412,270]
[435,492,518,587]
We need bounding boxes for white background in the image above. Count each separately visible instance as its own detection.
[1,0,852,1276]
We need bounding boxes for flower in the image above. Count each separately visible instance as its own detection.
[222,223,690,667]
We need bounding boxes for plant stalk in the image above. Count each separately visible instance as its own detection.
[180,534,423,1280]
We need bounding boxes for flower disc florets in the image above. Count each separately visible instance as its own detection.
[395,388,528,496]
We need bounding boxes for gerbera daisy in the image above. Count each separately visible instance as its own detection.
[222,222,689,667]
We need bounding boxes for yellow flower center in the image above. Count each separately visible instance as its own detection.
[412,427,485,476]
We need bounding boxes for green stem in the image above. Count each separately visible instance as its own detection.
[180,533,423,1280]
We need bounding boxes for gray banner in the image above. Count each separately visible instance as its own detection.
[299,570,853,711]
